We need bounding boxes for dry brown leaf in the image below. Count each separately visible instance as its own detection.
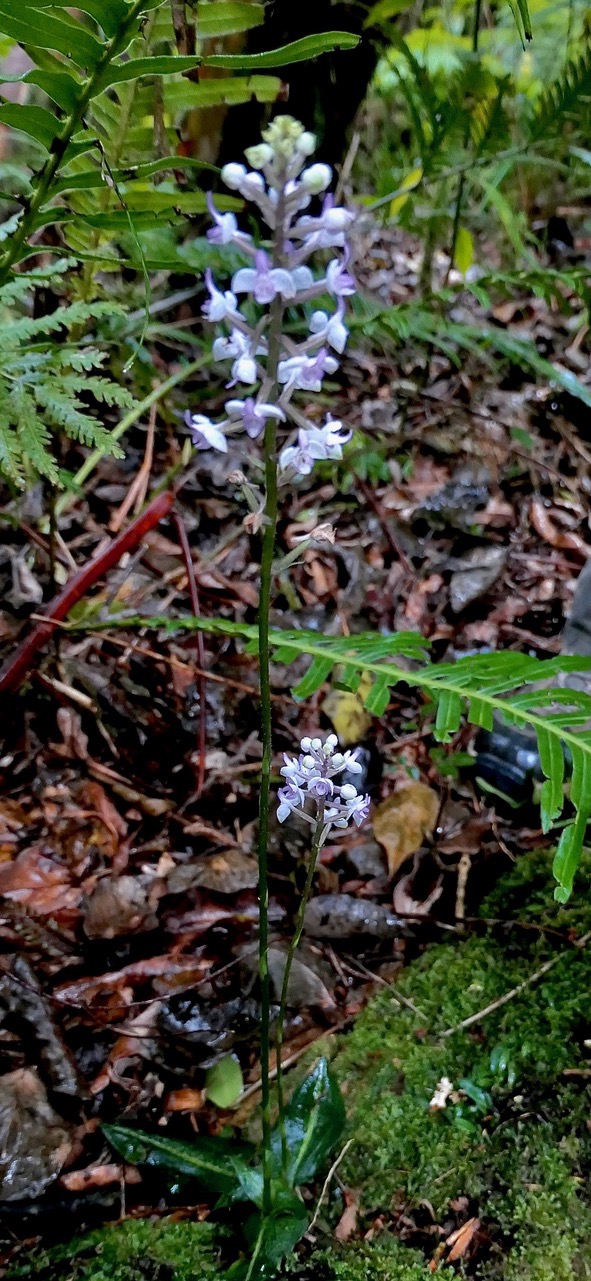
[373,782,439,878]
[60,1163,142,1191]
[334,1190,359,1242]
[530,500,590,557]
[446,1216,481,1262]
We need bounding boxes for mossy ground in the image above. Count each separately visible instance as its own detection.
[318,848,591,1279]
[6,850,591,1281]
[5,1218,221,1281]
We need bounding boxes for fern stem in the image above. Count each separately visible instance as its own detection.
[54,354,210,519]
[275,802,325,1173]
[0,0,148,286]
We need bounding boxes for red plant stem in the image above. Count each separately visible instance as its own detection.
[173,511,207,797]
[0,490,175,696]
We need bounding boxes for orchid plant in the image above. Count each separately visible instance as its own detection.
[187,117,366,1217]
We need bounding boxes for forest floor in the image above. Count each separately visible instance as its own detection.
[1,217,591,1278]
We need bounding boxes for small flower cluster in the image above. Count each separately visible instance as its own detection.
[278,733,370,843]
[185,116,356,481]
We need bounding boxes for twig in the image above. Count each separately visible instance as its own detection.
[109,401,157,532]
[173,510,207,797]
[0,490,175,695]
[441,931,591,1037]
[307,1140,354,1235]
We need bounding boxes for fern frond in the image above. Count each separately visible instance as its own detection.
[533,42,591,138]
[78,615,591,902]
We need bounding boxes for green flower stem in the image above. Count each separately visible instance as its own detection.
[257,207,287,1213]
[276,801,326,1173]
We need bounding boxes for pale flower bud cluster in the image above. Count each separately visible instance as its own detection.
[278,734,370,844]
[185,116,356,483]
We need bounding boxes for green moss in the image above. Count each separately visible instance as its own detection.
[7,1218,222,1281]
[325,848,591,1279]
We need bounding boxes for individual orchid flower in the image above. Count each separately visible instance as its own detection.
[202,269,238,323]
[277,347,338,393]
[232,249,298,305]
[206,193,252,251]
[325,253,356,298]
[294,195,355,250]
[309,301,349,354]
[225,397,286,440]
[213,329,262,386]
[184,411,228,453]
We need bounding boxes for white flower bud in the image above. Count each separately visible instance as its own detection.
[302,754,315,770]
[296,131,316,157]
[331,753,344,768]
[244,143,274,168]
[324,208,354,232]
[340,784,358,800]
[301,164,332,194]
[221,162,247,190]
[311,738,322,750]
[326,734,338,748]
[300,736,312,751]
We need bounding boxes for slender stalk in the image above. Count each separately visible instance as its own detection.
[257,208,287,1213]
[276,802,325,1172]
[446,0,483,279]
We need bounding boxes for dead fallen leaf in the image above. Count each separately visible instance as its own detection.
[60,1163,142,1191]
[323,672,373,746]
[335,1189,359,1242]
[82,875,158,939]
[531,500,590,557]
[0,1068,72,1201]
[446,1216,481,1262]
[0,847,81,916]
[373,782,439,878]
[166,849,258,896]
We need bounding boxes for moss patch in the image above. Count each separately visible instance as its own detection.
[6,1217,221,1281]
[323,848,591,1278]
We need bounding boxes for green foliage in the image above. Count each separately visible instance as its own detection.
[330,847,591,1279]
[83,614,591,902]
[0,266,131,486]
[105,1059,345,1280]
[0,2,358,279]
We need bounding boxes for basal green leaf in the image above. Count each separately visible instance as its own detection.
[103,1123,254,1197]
[204,30,360,69]
[270,1058,345,1187]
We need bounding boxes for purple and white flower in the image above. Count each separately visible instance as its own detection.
[279,417,352,476]
[184,411,228,453]
[213,329,263,386]
[278,347,339,393]
[232,249,298,305]
[202,269,238,323]
[277,733,369,840]
[309,301,348,354]
[325,254,356,298]
[225,397,286,440]
[294,196,355,250]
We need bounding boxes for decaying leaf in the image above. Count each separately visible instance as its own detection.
[446,1216,481,1261]
[322,672,373,746]
[373,781,439,878]
[0,1069,72,1202]
[166,849,258,896]
[82,875,158,939]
